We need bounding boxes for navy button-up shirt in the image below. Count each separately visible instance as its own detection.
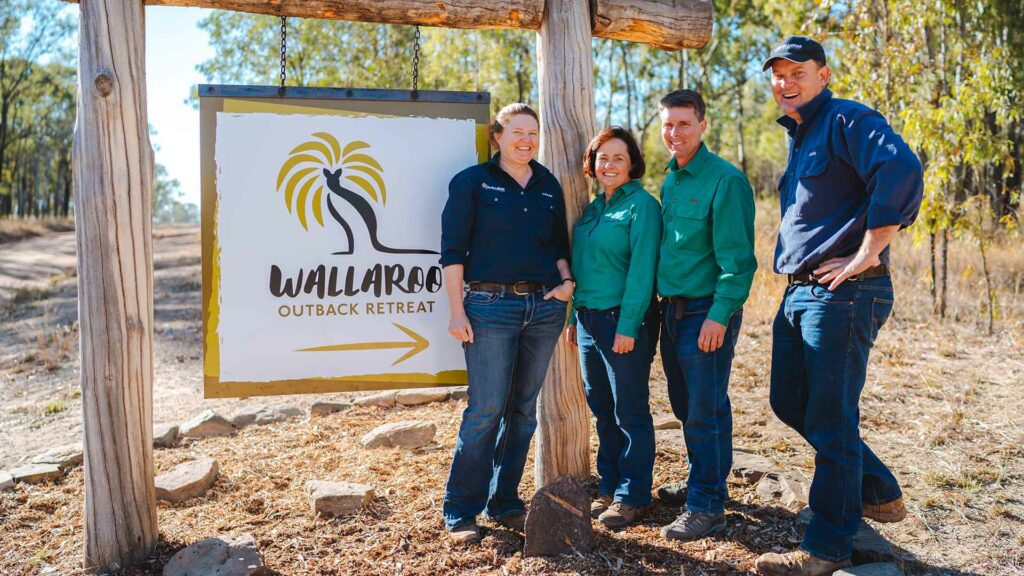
[774,89,924,274]
[440,154,570,285]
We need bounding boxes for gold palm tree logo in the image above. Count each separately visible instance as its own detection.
[276,132,437,255]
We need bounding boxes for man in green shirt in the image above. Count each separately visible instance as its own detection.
[654,89,757,542]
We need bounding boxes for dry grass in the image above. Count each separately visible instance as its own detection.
[0,217,74,245]
[0,207,1022,575]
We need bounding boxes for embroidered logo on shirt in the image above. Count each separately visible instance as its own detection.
[481,183,506,192]
[808,151,817,157]
[541,192,553,198]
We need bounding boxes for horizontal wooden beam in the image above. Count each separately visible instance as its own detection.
[592,0,712,50]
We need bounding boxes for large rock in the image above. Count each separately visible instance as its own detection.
[309,401,352,417]
[524,475,593,557]
[30,444,83,470]
[180,410,237,439]
[653,414,681,430]
[835,563,903,576]
[156,458,219,503]
[0,471,13,491]
[448,386,469,401]
[756,470,810,507]
[163,533,267,576]
[154,423,180,448]
[353,391,397,408]
[360,420,436,449]
[655,428,686,450]
[395,388,449,406]
[307,480,374,517]
[230,405,303,428]
[795,507,898,565]
[731,450,774,484]
[9,463,61,484]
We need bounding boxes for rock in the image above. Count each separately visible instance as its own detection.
[230,406,302,427]
[834,562,903,576]
[731,450,773,484]
[653,414,681,430]
[395,388,449,406]
[180,410,236,439]
[448,386,469,401]
[155,458,219,503]
[655,428,686,450]
[353,391,398,408]
[9,463,62,484]
[30,444,83,470]
[756,470,810,507]
[0,471,13,491]
[154,423,180,448]
[163,533,268,576]
[307,480,374,517]
[360,420,436,449]
[523,475,593,557]
[795,507,898,565]
[309,401,352,417]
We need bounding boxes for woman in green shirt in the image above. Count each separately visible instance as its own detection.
[565,127,662,528]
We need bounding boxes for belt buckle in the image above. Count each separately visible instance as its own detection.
[512,281,531,296]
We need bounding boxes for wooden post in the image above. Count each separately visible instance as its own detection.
[534,0,596,486]
[75,0,158,571]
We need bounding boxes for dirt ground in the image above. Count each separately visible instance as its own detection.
[0,216,1022,575]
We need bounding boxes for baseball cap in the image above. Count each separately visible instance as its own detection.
[762,35,827,71]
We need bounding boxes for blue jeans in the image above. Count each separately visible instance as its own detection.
[770,277,902,562]
[442,288,566,529]
[660,297,742,514]
[576,308,656,507]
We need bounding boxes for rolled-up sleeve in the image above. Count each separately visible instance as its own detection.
[616,196,661,338]
[708,175,757,326]
[439,171,474,267]
[836,111,924,230]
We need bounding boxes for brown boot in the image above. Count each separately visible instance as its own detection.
[591,494,613,518]
[754,549,851,576]
[449,520,481,544]
[598,502,640,529]
[863,497,907,523]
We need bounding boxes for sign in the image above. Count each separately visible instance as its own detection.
[200,85,490,398]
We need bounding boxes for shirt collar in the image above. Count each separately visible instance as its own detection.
[664,142,709,177]
[776,88,833,136]
[488,153,549,183]
[600,179,643,206]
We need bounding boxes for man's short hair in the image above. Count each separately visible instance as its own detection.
[658,90,706,122]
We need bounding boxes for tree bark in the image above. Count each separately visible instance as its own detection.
[593,0,712,50]
[534,0,594,488]
[75,0,157,571]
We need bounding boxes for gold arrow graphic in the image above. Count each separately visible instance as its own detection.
[295,323,430,365]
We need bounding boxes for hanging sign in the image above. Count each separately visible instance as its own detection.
[200,85,490,398]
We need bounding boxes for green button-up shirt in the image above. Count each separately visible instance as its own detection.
[570,179,661,338]
[657,143,757,326]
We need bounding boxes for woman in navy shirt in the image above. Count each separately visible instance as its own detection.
[439,103,575,544]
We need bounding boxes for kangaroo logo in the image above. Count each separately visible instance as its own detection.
[276,132,438,255]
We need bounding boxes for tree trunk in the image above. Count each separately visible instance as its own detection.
[979,235,995,335]
[929,229,938,315]
[75,0,157,571]
[940,227,949,319]
[534,0,594,487]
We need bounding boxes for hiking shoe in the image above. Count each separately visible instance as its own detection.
[591,494,613,518]
[449,520,481,544]
[494,512,526,532]
[660,510,726,541]
[598,502,641,528]
[656,481,687,505]
[754,549,851,576]
[863,497,907,523]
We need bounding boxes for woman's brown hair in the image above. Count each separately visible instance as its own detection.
[582,126,646,180]
[489,103,540,148]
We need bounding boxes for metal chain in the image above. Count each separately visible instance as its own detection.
[279,17,288,90]
[411,25,421,98]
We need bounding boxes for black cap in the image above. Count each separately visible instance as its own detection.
[762,36,827,71]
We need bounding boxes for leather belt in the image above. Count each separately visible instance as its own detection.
[788,264,889,286]
[469,281,548,296]
[660,295,708,320]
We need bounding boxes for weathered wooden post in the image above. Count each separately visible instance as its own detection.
[74,0,158,570]
[534,0,597,485]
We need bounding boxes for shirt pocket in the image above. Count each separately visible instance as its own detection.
[669,198,712,253]
[795,154,835,220]
[529,193,558,235]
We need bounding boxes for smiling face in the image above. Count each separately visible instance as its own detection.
[770,58,830,122]
[660,106,707,166]
[593,137,632,193]
[495,113,540,166]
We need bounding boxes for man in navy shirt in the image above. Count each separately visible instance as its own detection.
[755,37,923,576]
